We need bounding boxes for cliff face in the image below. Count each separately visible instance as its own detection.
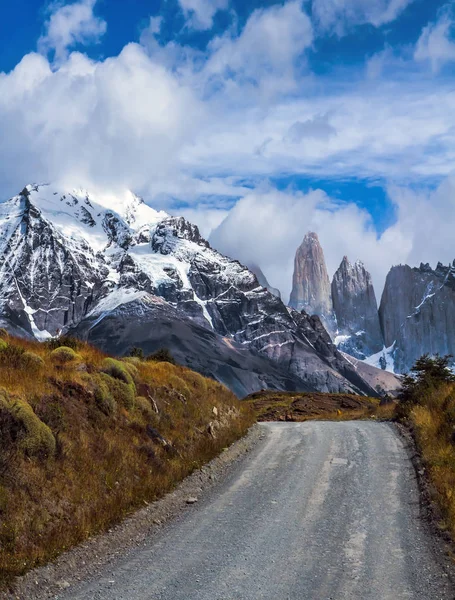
[289,232,335,332]
[332,257,383,359]
[379,262,455,373]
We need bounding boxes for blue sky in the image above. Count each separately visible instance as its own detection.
[1,0,455,296]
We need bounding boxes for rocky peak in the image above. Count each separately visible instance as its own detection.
[151,217,209,255]
[289,232,334,332]
[331,256,383,359]
[379,261,455,373]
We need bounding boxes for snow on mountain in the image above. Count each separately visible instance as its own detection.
[0,184,380,397]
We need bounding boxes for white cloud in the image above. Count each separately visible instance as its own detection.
[203,1,313,97]
[210,187,407,300]
[210,178,455,302]
[179,0,229,30]
[312,0,414,35]
[414,6,455,72]
[38,0,107,63]
[0,0,455,304]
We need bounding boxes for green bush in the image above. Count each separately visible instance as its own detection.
[101,358,135,386]
[0,395,56,459]
[21,351,45,371]
[93,376,117,416]
[50,346,79,365]
[123,356,142,366]
[128,347,144,359]
[99,373,135,410]
[146,348,176,365]
[0,340,8,352]
[45,336,81,351]
[135,396,154,418]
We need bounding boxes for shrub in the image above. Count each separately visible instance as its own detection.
[135,396,155,418]
[99,373,135,411]
[182,370,207,396]
[398,354,455,418]
[122,360,140,384]
[0,328,9,339]
[128,347,144,359]
[45,335,81,351]
[0,340,7,352]
[123,356,142,366]
[0,395,56,459]
[50,346,79,365]
[90,375,117,416]
[146,348,176,365]
[21,351,45,371]
[101,358,135,386]
[167,375,190,398]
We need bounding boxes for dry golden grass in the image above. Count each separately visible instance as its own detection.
[0,335,254,585]
[245,390,390,422]
[405,383,455,537]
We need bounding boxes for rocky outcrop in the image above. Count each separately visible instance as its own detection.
[379,262,455,373]
[289,232,335,332]
[0,184,379,398]
[331,257,383,359]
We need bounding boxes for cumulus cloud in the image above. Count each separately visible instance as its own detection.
[38,0,107,63]
[210,178,455,302]
[178,0,229,30]
[414,5,455,72]
[203,1,313,97]
[210,188,406,300]
[0,0,455,304]
[312,0,415,35]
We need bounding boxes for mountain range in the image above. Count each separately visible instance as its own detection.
[289,232,455,375]
[0,184,384,398]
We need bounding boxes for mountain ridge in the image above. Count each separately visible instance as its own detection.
[0,184,380,398]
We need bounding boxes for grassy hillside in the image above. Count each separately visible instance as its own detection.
[246,390,394,422]
[0,333,254,584]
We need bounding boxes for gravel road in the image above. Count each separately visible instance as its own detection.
[58,422,455,600]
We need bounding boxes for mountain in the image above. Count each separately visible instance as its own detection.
[247,264,281,299]
[289,232,335,333]
[0,184,379,398]
[332,257,383,359]
[379,262,455,373]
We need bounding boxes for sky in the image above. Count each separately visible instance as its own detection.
[1,0,455,300]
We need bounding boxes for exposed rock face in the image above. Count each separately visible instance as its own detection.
[247,264,281,299]
[0,184,379,398]
[379,262,455,373]
[289,232,335,332]
[331,257,383,359]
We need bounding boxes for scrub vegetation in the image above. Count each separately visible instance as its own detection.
[0,334,254,585]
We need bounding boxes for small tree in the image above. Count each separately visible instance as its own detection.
[146,348,176,365]
[129,347,144,360]
[398,354,455,416]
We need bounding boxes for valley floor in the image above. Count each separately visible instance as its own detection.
[43,422,455,599]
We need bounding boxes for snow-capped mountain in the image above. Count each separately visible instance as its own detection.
[0,184,380,398]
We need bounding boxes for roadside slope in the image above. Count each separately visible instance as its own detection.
[0,334,253,585]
